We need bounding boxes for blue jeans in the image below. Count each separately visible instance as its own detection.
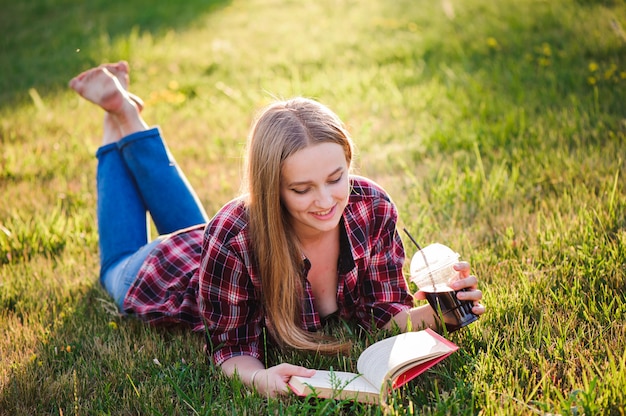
[96,128,208,309]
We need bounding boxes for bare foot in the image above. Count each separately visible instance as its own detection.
[93,62,145,145]
[101,61,130,88]
[100,61,145,111]
[69,66,131,114]
[70,66,148,138]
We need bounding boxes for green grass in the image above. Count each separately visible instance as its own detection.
[1,0,625,414]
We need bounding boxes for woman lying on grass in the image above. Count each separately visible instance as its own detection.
[69,62,486,397]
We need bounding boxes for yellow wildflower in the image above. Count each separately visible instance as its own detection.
[486,37,499,49]
[604,63,617,80]
[541,42,552,56]
[588,76,597,85]
[108,321,118,330]
[588,62,599,72]
[65,345,72,353]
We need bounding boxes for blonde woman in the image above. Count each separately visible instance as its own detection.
[69,62,485,398]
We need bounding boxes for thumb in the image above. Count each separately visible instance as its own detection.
[287,365,316,378]
[414,290,427,301]
[275,363,316,379]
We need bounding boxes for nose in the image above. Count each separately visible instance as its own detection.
[316,186,334,207]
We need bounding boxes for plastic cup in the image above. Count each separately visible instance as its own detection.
[409,243,478,332]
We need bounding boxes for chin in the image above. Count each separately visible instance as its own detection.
[315,217,342,231]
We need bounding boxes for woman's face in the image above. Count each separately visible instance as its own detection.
[280,142,350,239]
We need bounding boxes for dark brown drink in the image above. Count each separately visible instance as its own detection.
[423,284,478,332]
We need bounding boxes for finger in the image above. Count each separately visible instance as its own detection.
[450,274,478,291]
[291,367,316,378]
[472,303,486,316]
[456,288,482,302]
[413,290,427,301]
[276,380,291,396]
[275,364,315,383]
[453,261,471,278]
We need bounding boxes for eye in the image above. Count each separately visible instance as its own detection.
[329,173,343,184]
[292,187,310,195]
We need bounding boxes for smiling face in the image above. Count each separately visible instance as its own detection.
[280,142,351,239]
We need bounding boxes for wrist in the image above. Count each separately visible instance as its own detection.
[250,369,263,388]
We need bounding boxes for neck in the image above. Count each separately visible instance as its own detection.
[296,225,339,249]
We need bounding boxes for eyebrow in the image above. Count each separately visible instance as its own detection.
[286,167,344,188]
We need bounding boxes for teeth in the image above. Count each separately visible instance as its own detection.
[315,208,331,216]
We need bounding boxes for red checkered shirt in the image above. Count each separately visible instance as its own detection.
[123,176,413,365]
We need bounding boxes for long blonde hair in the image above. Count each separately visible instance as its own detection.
[244,97,353,354]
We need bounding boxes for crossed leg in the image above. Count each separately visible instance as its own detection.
[69,61,209,307]
[69,61,209,234]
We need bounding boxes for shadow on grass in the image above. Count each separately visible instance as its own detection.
[0,0,230,107]
[0,279,486,414]
[0,283,224,414]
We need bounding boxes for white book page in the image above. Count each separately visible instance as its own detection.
[356,331,451,390]
[291,370,380,396]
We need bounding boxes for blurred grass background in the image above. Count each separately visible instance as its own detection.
[1,0,625,414]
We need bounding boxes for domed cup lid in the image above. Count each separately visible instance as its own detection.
[409,243,459,288]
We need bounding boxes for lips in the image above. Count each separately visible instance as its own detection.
[311,205,336,219]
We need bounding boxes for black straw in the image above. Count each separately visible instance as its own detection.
[403,228,422,251]
[403,228,436,288]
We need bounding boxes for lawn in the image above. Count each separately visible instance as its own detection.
[1,0,625,414]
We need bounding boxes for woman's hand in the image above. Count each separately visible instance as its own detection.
[251,363,316,397]
[450,261,486,316]
[414,261,486,316]
[220,356,315,398]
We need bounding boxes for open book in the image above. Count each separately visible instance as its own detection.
[288,329,458,404]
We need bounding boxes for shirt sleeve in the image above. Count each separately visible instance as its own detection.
[354,195,414,330]
[196,208,264,366]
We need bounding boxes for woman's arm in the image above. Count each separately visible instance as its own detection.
[384,304,438,332]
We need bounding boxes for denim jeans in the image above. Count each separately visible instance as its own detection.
[96,128,208,309]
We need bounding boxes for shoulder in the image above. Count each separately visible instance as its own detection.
[349,175,396,209]
[205,197,249,243]
[345,175,398,231]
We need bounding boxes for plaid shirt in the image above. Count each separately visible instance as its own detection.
[124,176,413,365]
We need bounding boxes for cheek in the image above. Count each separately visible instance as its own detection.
[281,194,310,215]
[335,180,351,202]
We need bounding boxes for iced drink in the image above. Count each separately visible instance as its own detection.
[410,244,478,332]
